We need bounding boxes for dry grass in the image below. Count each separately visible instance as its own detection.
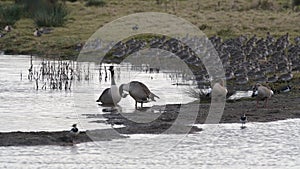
[0,0,299,58]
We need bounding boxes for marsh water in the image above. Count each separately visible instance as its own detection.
[0,55,299,168]
[0,54,197,132]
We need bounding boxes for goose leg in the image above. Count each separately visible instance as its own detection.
[264,99,268,108]
[135,101,137,109]
[256,99,259,108]
[141,102,143,108]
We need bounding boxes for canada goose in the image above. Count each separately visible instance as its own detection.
[96,66,125,105]
[252,83,273,108]
[4,25,12,32]
[33,28,42,37]
[120,81,159,108]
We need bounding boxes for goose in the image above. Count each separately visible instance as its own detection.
[240,113,247,128]
[4,25,12,32]
[120,81,159,108]
[96,66,125,105]
[33,28,42,37]
[252,83,273,108]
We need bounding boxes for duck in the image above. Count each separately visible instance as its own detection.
[96,66,125,105]
[120,81,159,108]
[252,83,273,108]
[33,28,42,37]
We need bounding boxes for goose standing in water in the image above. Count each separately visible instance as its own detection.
[120,81,159,108]
[96,66,126,105]
[252,83,273,108]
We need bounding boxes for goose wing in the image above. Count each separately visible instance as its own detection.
[257,86,272,99]
[129,81,151,102]
[97,88,111,103]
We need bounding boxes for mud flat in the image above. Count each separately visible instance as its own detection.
[0,129,127,147]
[1,91,299,147]
[96,91,300,131]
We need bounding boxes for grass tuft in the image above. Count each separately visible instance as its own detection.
[33,3,69,27]
[0,4,23,27]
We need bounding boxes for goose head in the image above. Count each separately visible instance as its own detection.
[119,83,129,98]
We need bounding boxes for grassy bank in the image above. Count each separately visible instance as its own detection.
[0,0,299,58]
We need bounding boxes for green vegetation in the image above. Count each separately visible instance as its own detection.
[33,3,68,27]
[0,4,23,27]
[0,0,299,58]
[293,0,300,6]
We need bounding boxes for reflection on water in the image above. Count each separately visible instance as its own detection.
[0,119,299,168]
[0,55,196,132]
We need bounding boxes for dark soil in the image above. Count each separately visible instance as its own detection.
[0,129,127,147]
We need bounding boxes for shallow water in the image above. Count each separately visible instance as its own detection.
[0,55,196,132]
[0,119,299,168]
[1,55,299,168]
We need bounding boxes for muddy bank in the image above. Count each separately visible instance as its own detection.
[92,91,300,132]
[1,92,299,147]
[0,129,127,147]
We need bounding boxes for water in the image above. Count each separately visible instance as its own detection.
[0,119,299,168]
[0,54,196,132]
[1,55,299,168]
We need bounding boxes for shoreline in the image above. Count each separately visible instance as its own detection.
[1,91,299,147]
